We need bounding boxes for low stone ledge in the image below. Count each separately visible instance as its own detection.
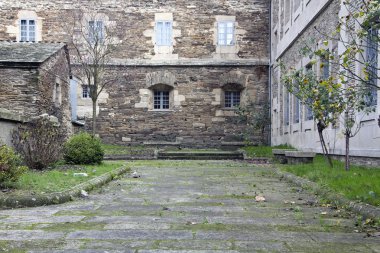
[0,166,130,209]
[274,169,380,220]
[285,151,316,157]
[285,151,316,164]
[272,149,294,164]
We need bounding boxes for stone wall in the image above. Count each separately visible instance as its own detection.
[0,0,270,147]
[82,65,269,147]
[0,0,269,60]
[38,46,72,136]
[0,46,72,139]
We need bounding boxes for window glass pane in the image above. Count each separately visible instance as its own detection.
[365,28,378,106]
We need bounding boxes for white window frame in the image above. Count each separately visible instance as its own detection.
[88,20,104,44]
[155,21,173,46]
[153,90,170,110]
[224,91,240,108]
[20,19,36,42]
[218,21,235,46]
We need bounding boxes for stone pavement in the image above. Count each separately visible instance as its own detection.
[0,160,379,252]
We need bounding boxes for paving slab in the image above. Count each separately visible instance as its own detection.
[0,160,378,252]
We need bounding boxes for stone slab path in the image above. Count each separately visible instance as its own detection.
[0,160,379,252]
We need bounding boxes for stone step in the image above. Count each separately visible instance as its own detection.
[157,151,244,160]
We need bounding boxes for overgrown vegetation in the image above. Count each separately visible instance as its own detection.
[1,161,125,194]
[64,132,104,164]
[236,102,271,145]
[12,115,65,170]
[0,145,28,186]
[281,155,380,206]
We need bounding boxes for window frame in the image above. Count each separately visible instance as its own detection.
[82,85,91,99]
[364,27,378,107]
[88,20,104,44]
[217,21,235,46]
[20,19,36,42]
[153,90,170,110]
[155,20,173,46]
[224,90,241,108]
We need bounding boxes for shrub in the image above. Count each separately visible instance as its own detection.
[12,115,65,170]
[0,145,28,185]
[63,132,104,164]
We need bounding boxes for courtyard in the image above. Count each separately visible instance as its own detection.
[0,160,379,252]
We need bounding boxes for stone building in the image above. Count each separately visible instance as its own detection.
[270,0,380,159]
[0,0,270,148]
[0,42,72,145]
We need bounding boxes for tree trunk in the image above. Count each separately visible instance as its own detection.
[92,100,97,136]
[317,120,333,168]
[345,131,350,171]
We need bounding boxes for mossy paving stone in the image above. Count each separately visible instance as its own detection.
[0,160,378,252]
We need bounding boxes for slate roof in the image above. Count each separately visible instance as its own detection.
[0,42,66,65]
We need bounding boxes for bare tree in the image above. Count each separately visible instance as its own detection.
[68,10,119,136]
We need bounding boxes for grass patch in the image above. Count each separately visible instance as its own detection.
[242,144,295,158]
[1,161,126,195]
[281,155,380,206]
[102,144,155,156]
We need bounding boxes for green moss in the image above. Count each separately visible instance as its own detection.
[42,221,104,232]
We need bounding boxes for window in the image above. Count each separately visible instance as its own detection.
[82,85,91,99]
[20,19,36,42]
[305,64,313,120]
[365,27,378,107]
[321,53,330,80]
[89,21,104,43]
[284,90,290,125]
[154,91,170,109]
[155,21,172,46]
[218,22,234,46]
[305,98,313,121]
[293,96,300,123]
[224,91,240,108]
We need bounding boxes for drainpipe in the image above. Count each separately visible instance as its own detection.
[268,0,273,146]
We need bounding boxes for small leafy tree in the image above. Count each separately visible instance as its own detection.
[280,0,379,170]
[280,61,343,167]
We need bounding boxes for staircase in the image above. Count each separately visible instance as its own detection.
[157,150,244,160]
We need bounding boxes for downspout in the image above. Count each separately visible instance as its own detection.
[268,0,273,146]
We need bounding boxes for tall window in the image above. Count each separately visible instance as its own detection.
[224,91,240,108]
[293,95,300,123]
[154,91,170,109]
[82,85,91,99]
[284,90,290,125]
[218,22,234,46]
[321,53,330,80]
[20,19,36,42]
[365,27,378,107]
[305,64,313,120]
[155,21,172,46]
[89,21,104,43]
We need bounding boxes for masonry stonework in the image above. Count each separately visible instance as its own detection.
[0,0,270,147]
